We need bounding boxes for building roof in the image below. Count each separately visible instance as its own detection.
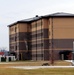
[8,12,74,27]
[8,16,42,27]
[19,16,42,22]
[44,12,74,17]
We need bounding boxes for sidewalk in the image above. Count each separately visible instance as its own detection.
[11,66,74,69]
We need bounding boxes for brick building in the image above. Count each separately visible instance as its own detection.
[8,12,74,60]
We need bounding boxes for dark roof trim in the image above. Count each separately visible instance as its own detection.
[44,12,74,18]
[8,16,43,27]
[8,22,18,27]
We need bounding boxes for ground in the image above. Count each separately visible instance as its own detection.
[0,60,74,75]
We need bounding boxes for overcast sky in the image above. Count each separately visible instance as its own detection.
[0,0,74,50]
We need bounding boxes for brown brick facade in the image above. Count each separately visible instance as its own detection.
[8,12,74,60]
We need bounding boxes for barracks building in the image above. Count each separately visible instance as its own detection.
[8,12,74,60]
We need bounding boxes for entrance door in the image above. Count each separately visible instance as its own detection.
[59,50,72,60]
[19,53,22,60]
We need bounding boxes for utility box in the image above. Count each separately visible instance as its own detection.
[0,56,16,62]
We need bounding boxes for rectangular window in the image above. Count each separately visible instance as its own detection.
[15,27,17,32]
[10,27,14,31]
[15,46,17,50]
[10,46,14,49]
[31,24,36,28]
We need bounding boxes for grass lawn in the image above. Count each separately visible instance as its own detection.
[0,60,73,75]
[0,68,74,75]
[0,60,71,67]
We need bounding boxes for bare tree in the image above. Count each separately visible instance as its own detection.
[0,47,7,51]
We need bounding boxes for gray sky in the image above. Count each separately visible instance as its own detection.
[0,0,74,50]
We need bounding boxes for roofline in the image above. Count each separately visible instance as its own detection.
[43,12,74,18]
[8,17,43,27]
[8,21,27,27]
[43,15,74,18]
[8,13,74,27]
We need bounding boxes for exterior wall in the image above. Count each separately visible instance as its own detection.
[42,19,49,60]
[31,19,43,60]
[30,19,49,60]
[9,23,31,60]
[9,24,18,52]
[9,16,74,61]
[49,17,74,60]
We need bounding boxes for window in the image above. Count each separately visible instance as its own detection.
[10,46,14,49]
[15,27,17,32]
[37,29,43,34]
[31,24,36,28]
[15,36,17,41]
[37,21,42,27]
[10,27,14,31]
[15,46,17,50]
[10,37,14,42]
[37,43,43,48]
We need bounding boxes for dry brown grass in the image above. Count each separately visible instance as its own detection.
[0,61,73,75]
[54,60,71,66]
[0,60,71,68]
[0,68,74,75]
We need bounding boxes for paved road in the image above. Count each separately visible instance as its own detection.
[11,66,74,69]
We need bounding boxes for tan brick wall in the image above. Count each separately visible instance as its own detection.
[9,24,17,35]
[19,23,28,32]
[49,17,74,39]
[42,19,49,29]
